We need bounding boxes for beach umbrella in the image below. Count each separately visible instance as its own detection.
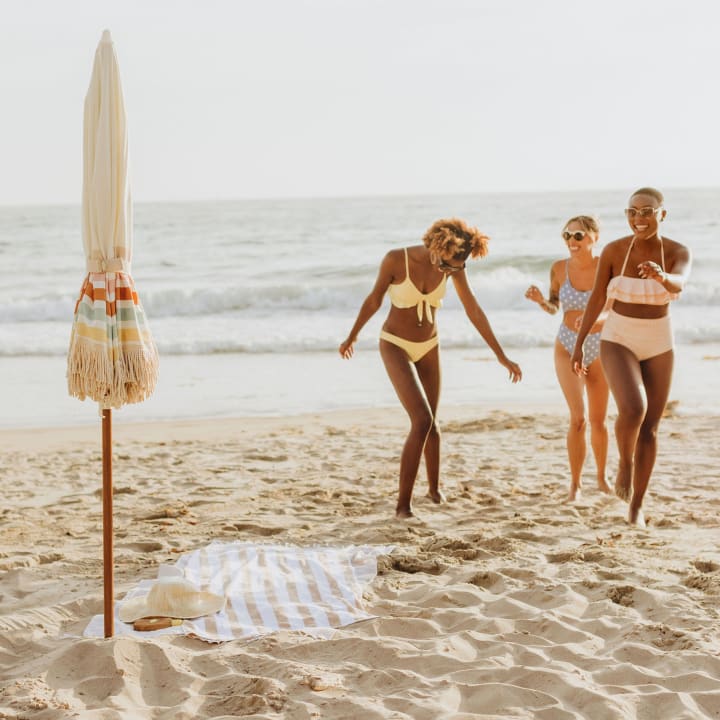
[67,30,159,637]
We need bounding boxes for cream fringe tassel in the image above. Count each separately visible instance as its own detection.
[67,337,159,409]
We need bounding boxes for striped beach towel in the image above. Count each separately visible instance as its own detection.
[84,541,392,643]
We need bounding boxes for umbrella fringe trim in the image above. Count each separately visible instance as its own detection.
[68,339,159,408]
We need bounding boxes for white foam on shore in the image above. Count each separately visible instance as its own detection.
[3,343,719,430]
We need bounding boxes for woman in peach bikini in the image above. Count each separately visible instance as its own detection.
[339,218,521,519]
[571,188,692,526]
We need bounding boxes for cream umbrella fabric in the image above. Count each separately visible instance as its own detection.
[67,30,158,638]
[67,29,158,408]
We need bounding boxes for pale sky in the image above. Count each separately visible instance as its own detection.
[1,0,718,205]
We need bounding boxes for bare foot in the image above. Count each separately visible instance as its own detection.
[426,490,446,504]
[395,506,415,519]
[627,506,646,528]
[614,469,631,502]
[597,477,612,494]
[567,485,582,502]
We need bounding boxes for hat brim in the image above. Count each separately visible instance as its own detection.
[119,578,226,623]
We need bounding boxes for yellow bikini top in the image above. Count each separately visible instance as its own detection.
[606,236,678,305]
[387,248,447,324]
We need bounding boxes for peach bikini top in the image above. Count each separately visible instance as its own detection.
[606,237,678,305]
[388,248,447,324]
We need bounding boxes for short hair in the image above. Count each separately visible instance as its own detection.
[564,215,600,235]
[631,187,664,205]
[422,218,489,261]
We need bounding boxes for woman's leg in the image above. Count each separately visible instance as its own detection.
[629,350,674,523]
[379,339,434,518]
[414,345,443,502]
[584,358,611,492]
[554,341,587,500]
[600,341,645,503]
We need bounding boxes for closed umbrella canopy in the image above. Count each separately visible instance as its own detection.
[67,30,158,637]
[67,29,158,407]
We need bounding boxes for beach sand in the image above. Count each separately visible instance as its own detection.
[1,405,720,719]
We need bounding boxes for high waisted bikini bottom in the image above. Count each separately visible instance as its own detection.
[601,310,673,361]
[380,330,439,363]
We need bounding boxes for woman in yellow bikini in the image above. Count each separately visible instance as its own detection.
[339,218,522,519]
[571,188,692,527]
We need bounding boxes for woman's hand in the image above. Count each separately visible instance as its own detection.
[500,356,522,383]
[637,261,666,283]
[525,285,543,304]
[570,346,587,376]
[339,338,355,359]
[525,285,557,314]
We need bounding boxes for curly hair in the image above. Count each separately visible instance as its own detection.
[422,218,489,261]
[563,215,600,235]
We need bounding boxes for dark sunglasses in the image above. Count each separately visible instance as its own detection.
[438,260,466,273]
[562,230,587,242]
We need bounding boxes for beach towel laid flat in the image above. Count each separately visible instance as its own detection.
[84,541,393,643]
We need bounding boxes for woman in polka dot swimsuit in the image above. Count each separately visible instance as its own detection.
[525,215,612,501]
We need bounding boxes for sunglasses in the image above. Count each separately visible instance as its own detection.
[625,206,662,218]
[562,230,587,242]
[438,260,465,273]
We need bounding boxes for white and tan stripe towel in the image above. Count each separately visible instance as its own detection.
[84,541,393,642]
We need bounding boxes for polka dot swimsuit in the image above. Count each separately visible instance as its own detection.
[557,260,601,365]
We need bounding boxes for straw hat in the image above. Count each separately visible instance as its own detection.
[119,577,226,623]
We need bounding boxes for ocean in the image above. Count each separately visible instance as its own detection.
[1,188,719,428]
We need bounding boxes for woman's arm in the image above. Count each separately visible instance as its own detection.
[452,271,522,383]
[576,257,611,333]
[638,242,692,293]
[525,261,561,314]
[571,246,613,374]
[579,296,613,333]
[339,251,395,359]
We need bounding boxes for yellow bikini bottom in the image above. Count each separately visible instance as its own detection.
[379,330,439,363]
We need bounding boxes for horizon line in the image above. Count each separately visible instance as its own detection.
[2,183,719,210]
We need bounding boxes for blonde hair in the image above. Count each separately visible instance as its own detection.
[563,215,600,236]
[422,218,489,261]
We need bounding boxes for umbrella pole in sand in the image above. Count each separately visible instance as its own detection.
[68,30,158,638]
[102,408,114,637]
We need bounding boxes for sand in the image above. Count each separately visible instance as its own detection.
[1,405,720,719]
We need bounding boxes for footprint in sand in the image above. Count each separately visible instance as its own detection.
[630,623,697,651]
[390,554,447,575]
[117,541,165,553]
[691,559,719,573]
[244,454,289,463]
[231,523,284,536]
[202,677,287,716]
[607,584,635,606]
[466,570,506,592]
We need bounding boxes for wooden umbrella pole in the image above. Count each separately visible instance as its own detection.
[102,407,114,637]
